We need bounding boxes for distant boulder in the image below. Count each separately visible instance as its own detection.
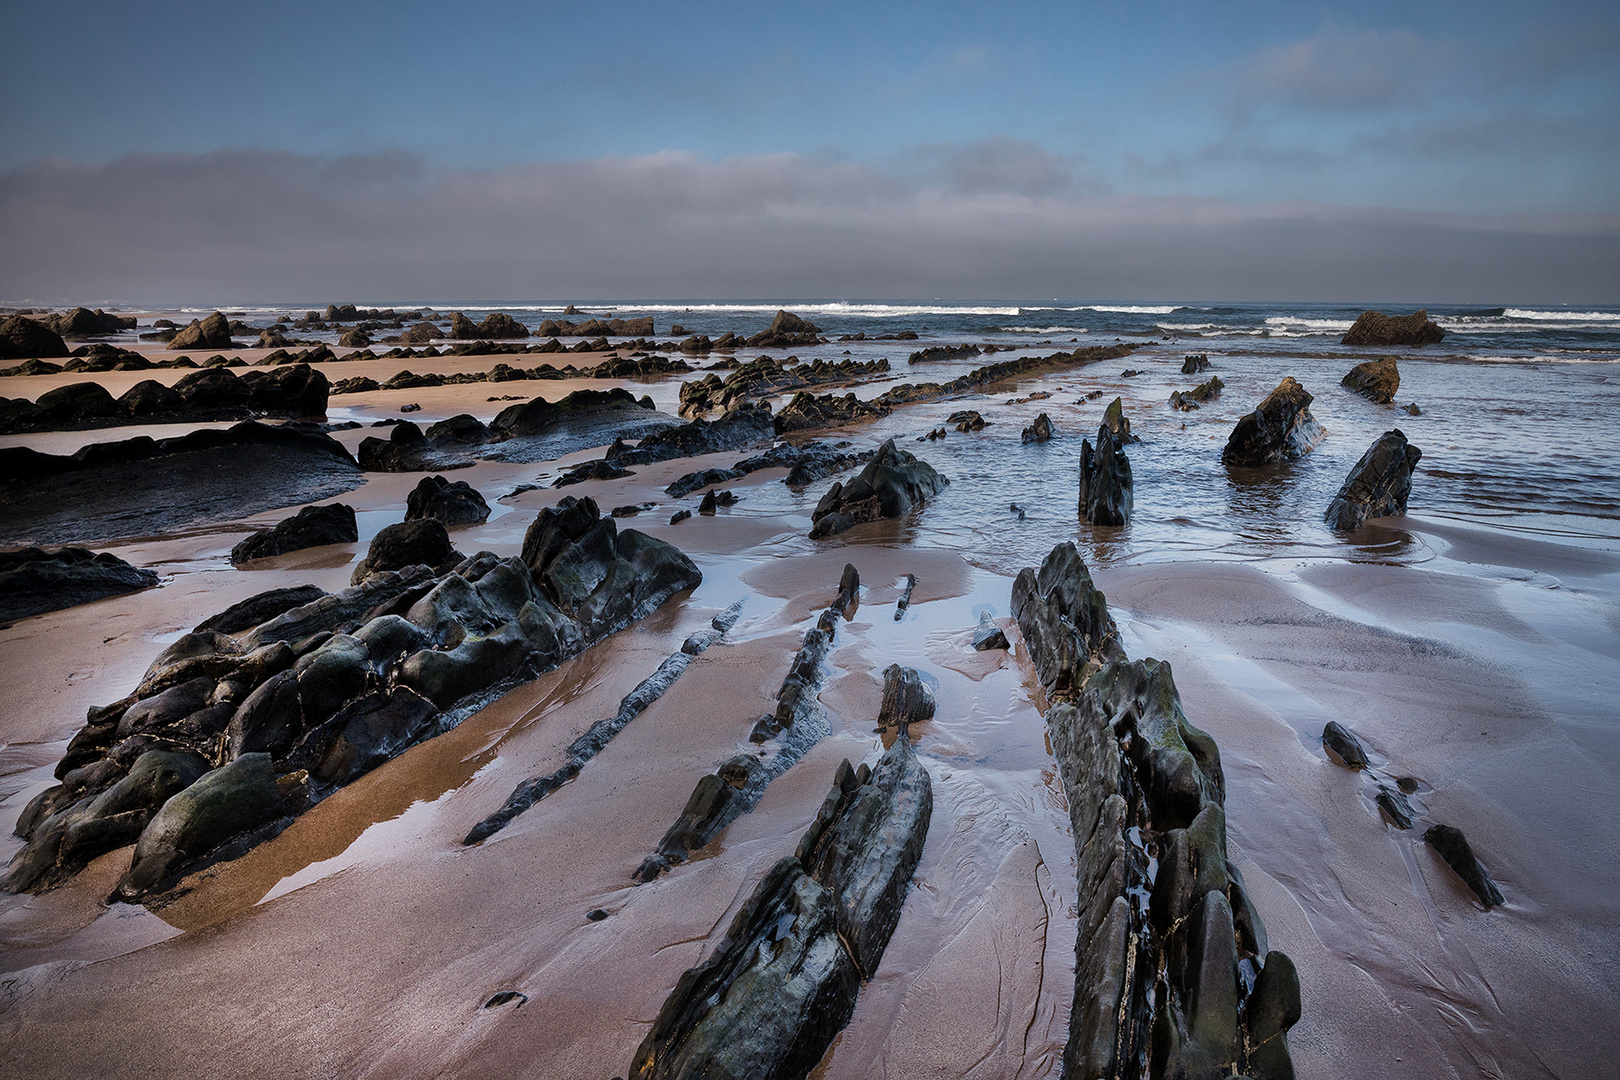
[449,312,529,340]
[0,315,70,360]
[400,321,441,344]
[1341,310,1444,347]
[1222,377,1326,466]
[746,310,823,349]
[1341,357,1400,404]
[1021,412,1054,443]
[1324,429,1422,530]
[338,329,372,348]
[168,311,234,350]
[50,307,135,338]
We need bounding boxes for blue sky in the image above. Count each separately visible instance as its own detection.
[2,0,1616,303]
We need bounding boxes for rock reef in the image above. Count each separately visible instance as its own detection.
[809,439,947,539]
[1341,310,1445,347]
[0,546,159,621]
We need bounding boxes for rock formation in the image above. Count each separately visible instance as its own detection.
[1341,310,1445,347]
[1424,825,1505,908]
[1170,376,1224,411]
[1221,377,1327,466]
[1079,422,1133,526]
[1011,542,1300,1079]
[231,503,358,564]
[745,310,823,349]
[0,315,71,360]
[49,307,135,338]
[1341,356,1400,403]
[1022,412,1054,443]
[774,391,891,434]
[0,547,159,620]
[0,364,329,435]
[1323,429,1421,530]
[809,439,948,539]
[168,311,234,350]
[404,475,490,526]
[1181,354,1210,374]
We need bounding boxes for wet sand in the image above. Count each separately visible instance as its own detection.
[3,342,1617,1078]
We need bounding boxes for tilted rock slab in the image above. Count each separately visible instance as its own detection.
[1340,356,1400,403]
[1221,376,1327,467]
[0,546,159,620]
[1323,429,1421,531]
[1012,541,1300,1079]
[809,438,947,539]
[1079,422,1134,526]
[4,496,700,897]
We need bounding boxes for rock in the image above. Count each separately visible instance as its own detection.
[894,574,917,620]
[1341,310,1445,347]
[338,328,371,348]
[117,379,185,417]
[168,311,234,350]
[948,409,986,432]
[1341,356,1400,403]
[490,387,654,437]
[0,546,159,621]
[553,459,634,488]
[351,519,463,584]
[971,611,1009,651]
[0,315,70,360]
[665,467,742,499]
[194,584,328,634]
[1021,412,1054,443]
[50,307,135,338]
[117,753,297,898]
[1323,429,1422,530]
[669,509,691,524]
[405,475,490,526]
[231,503,358,564]
[877,663,934,728]
[1376,785,1415,829]
[1181,354,1210,374]
[1010,542,1123,697]
[1078,423,1133,526]
[1169,375,1224,411]
[425,414,493,443]
[400,322,440,344]
[172,367,250,411]
[1222,377,1327,466]
[774,391,890,434]
[34,382,118,423]
[1424,824,1505,908]
[1403,402,1422,416]
[1322,721,1369,768]
[744,309,823,349]
[1100,396,1136,443]
[809,439,948,539]
[908,343,981,364]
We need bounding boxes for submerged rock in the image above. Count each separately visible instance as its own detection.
[971,611,1009,651]
[1078,423,1133,526]
[1341,356,1401,403]
[231,503,358,564]
[1324,429,1422,530]
[774,391,890,434]
[0,546,159,621]
[1222,376,1327,466]
[1341,309,1445,347]
[809,439,947,539]
[1170,375,1224,411]
[1021,412,1054,443]
[1181,353,1210,374]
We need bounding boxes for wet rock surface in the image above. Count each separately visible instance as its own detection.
[1079,421,1134,527]
[350,519,463,584]
[1322,721,1369,769]
[1341,356,1401,403]
[1181,354,1211,374]
[1424,825,1505,908]
[1222,376,1327,467]
[809,438,947,539]
[4,497,703,898]
[1341,309,1445,347]
[873,343,1140,409]
[1324,429,1422,531]
[677,355,887,418]
[0,364,330,434]
[231,503,358,564]
[774,390,891,435]
[0,546,160,621]
[1022,412,1054,442]
[404,475,491,526]
[1170,375,1224,411]
[1012,541,1299,1080]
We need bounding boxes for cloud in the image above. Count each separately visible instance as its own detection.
[1,148,1615,305]
[1225,28,1448,115]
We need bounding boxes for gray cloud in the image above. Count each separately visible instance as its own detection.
[1227,29,1446,113]
[1,148,1615,305]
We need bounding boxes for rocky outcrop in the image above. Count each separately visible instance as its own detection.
[745,309,823,349]
[553,458,634,487]
[908,343,981,364]
[0,315,70,360]
[350,519,463,584]
[677,355,888,418]
[1181,354,1211,374]
[1022,412,1054,443]
[404,475,490,526]
[774,391,890,435]
[1341,310,1445,347]
[1424,825,1504,908]
[0,364,328,435]
[628,671,932,1080]
[1221,377,1327,466]
[194,585,327,635]
[0,547,159,620]
[1322,721,1369,769]
[49,307,136,338]
[449,312,530,340]
[1078,423,1133,526]
[1170,375,1224,411]
[809,439,947,539]
[4,498,702,897]
[1341,357,1400,403]
[231,503,358,564]
[1011,542,1299,1079]
[605,403,774,467]
[874,344,1140,409]
[356,421,479,472]
[168,311,234,350]
[536,316,655,338]
[1324,429,1421,531]
[399,321,441,345]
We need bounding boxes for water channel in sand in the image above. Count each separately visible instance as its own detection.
[2,315,1618,1078]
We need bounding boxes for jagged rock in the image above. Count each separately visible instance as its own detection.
[1322,721,1369,769]
[877,663,934,728]
[405,475,490,526]
[1341,356,1400,403]
[894,574,917,620]
[449,311,529,340]
[677,355,887,418]
[351,519,463,584]
[745,309,823,349]
[1021,412,1053,442]
[774,391,889,434]
[607,404,775,467]
[1222,377,1327,466]
[553,459,634,488]
[908,343,981,364]
[194,585,327,634]
[1182,354,1210,374]
[809,439,947,539]
[168,311,234,350]
[117,379,185,417]
[50,307,134,338]
[1010,542,1123,697]
[399,321,440,344]
[1324,429,1422,530]
[948,409,986,432]
[1341,309,1445,347]
[1170,375,1224,411]
[0,547,159,621]
[490,387,653,437]
[1376,785,1415,829]
[971,611,1009,651]
[1100,396,1136,443]
[666,467,741,499]
[669,509,691,524]
[232,503,358,564]
[0,314,70,360]
[338,329,371,348]
[1078,423,1133,526]
[1424,824,1504,908]
[0,358,62,377]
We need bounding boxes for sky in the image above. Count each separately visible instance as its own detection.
[2,0,1616,305]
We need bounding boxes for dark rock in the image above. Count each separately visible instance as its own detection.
[669,509,691,524]
[774,391,890,435]
[172,366,250,411]
[948,409,986,432]
[338,329,372,348]
[1169,375,1224,411]
[1010,542,1123,697]
[168,311,234,350]
[1100,396,1136,443]
[399,322,441,345]
[117,379,185,417]
[972,611,1009,651]
[1342,310,1445,347]
[809,439,947,539]
[1181,354,1210,374]
[50,307,135,338]
[1324,429,1421,530]
[490,387,651,437]
[194,585,328,634]
[35,382,117,423]
[0,358,63,377]
[744,309,823,349]
[1021,412,1054,443]
[351,519,463,584]
[908,343,981,364]
[1341,357,1400,403]
[1403,402,1423,416]
[1376,785,1415,829]
[311,687,442,785]
[1321,721,1369,769]
[231,503,358,564]
[553,459,634,488]
[405,475,491,526]
[0,315,70,360]
[0,546,159,621]
[1078,423,1133,526]
[1222,377,1327,467]
[665,467,741,499]
[894,574,917,620]
[424,414,493,443]
[1424,824,1504,908]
